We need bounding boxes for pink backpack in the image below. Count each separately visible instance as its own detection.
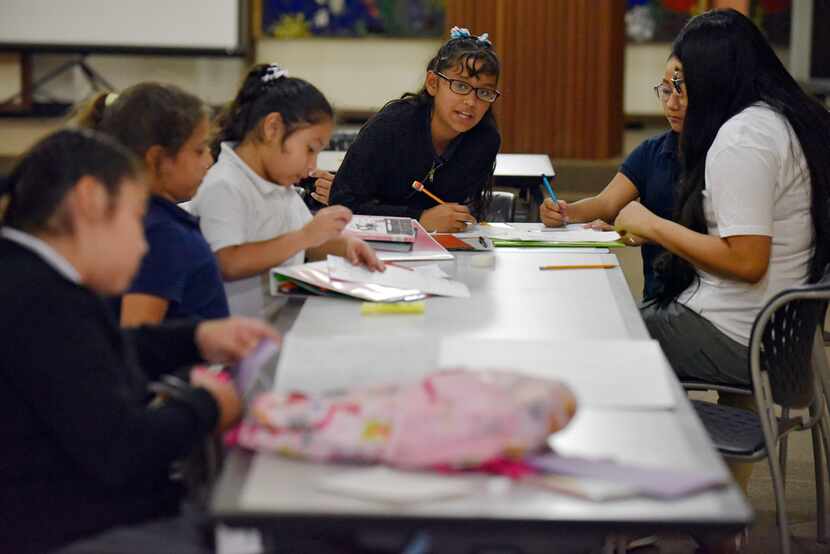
[237,369,577,469]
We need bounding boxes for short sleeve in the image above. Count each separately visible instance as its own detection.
[194,179,248,252]
[705,143,778,237]
[128,223,188,303]
[619,139,652,197]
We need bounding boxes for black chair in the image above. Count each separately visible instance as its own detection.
[684,273,830,554]
[485,190,516,222]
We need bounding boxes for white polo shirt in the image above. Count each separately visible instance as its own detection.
[678,103,813,346]
[191,142,312,316]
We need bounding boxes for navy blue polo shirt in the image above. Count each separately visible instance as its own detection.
[619,131,680,299]
[119,195,229,321]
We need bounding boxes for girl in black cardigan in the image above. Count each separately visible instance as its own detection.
[328,26,502,232]
[0,130,277,553]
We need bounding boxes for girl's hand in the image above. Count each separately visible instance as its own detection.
[190,368,243,432]
[420,203,476,233]
[195,317,281,365]
[309,169,334,206]
[582,219,614,231]
[614,202,659,243]
[344,236,385,272]
[303,205,352,247]
[540,198,569,227]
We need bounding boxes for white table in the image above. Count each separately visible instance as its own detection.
[211,250,751,551]
[317,151,555,177]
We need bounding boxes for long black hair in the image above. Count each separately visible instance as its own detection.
[0,129,140,234]
[654,8,830,303]
[212,63,333,158]
[396,29,501,219]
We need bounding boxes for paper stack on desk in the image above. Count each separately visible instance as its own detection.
[459,223,624,248]
[270,257,469,302]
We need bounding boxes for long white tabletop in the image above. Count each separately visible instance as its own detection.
[211,249,752,548]
[317,151,555,177]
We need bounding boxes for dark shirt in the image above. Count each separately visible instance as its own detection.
[0,239,218,554]
[619,131,680,299]
[116,195,229,321]
[329,99,501,220]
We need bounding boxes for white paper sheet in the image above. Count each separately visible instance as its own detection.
[317,467,476,504]
[328,256,470,298]
[437,339,676,410]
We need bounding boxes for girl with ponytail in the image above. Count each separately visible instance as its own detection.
[191,63,383,315]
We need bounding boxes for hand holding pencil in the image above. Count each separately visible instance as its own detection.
[412,180,476,232]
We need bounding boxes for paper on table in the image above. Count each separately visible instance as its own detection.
[528,454,727,499]
[275,335,436,393]
[437,339,676,409]
[523,474,639,501]
[456,224,620,243]
[412,265,450,279]
[328,256,469,298]
[317,466,476,505]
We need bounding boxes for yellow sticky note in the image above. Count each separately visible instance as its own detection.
[361,301,425,316]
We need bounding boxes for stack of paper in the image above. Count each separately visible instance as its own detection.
[459,223,624,248]
[270,257,470,302]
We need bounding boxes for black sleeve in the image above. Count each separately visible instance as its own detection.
[467,129,500,218]
[6,295,217,490]
[329,114,423,220]
[124,319,203,381]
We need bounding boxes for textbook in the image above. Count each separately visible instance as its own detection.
[347,215,416,250]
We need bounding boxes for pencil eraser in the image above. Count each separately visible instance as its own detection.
[471,254,496,268]
[361,301,426,316]
[412,180,424,191]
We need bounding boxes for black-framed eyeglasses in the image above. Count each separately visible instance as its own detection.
[435,71,501,103]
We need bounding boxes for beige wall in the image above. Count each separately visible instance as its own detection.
[0,41,792,117]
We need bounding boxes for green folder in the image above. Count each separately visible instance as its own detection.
[492,239,626,249]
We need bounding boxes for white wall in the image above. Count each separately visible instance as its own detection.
[0,40,792,117]
[256,38,442,113]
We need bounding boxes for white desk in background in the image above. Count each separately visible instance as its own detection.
[211,250,751,552]
[316,151,554,177]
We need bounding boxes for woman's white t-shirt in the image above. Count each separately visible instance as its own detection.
[678,103,813,346]
[191,142,312,315]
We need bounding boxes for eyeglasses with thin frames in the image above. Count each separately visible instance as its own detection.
[435,71,501,103]
[653,82,687,104]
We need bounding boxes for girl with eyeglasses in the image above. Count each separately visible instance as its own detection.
[327,26,502,232]
[541,56,686,300]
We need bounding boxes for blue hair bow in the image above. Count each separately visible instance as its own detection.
[449,25,492,46]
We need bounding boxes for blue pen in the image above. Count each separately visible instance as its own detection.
[541,174,568,222]
[541,174,558,203]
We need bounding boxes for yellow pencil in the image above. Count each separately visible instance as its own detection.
[412,180,446,205]
[539,264,618,270]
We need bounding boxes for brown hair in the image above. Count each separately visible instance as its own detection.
[72,82,207,159]
[1,129,141,234]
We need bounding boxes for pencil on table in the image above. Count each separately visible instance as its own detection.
[539,264,618,270]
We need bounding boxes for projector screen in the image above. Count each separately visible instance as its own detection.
[0,0,248,56]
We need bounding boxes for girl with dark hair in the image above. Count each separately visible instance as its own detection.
[75,83,229,326]
[192,63,383,315]
[616,8,830,385]
[327,26,502,232]
[0,129,277,553]
[541,54,685,300]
